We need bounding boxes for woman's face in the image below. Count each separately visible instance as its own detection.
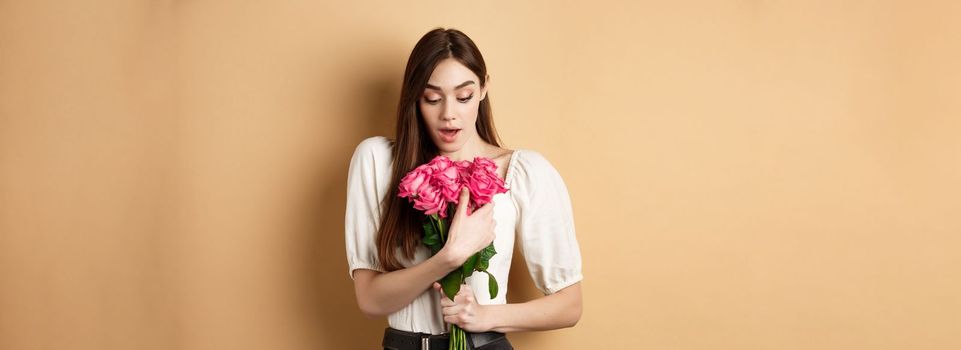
[419,58,488,153]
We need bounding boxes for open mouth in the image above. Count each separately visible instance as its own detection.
[439,128,461,142]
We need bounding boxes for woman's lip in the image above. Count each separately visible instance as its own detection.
[438,129,460,142]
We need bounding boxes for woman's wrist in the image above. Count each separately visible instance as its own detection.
[437,247,464,270]
[478,304,501,333]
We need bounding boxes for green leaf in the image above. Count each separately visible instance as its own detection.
[421,220,439,246]
[427,214,442,242]
[461,252,479,278]
[476,243,497,271]
[440,220,448,243]
[428,242,442,256]
[483,270,499,298]
[440,269,463,300]
[435,214,447,242]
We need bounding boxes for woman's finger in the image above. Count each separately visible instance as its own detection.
[443,315,460,325]
[454,285,475,304]
[474,201,494,215]
[455,188,470,214]
[441,304,462,316]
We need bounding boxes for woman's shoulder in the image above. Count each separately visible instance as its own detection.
[512,148,559,174]
[509,148,566,188]
[353,136,392,153]
[350,136,393,163]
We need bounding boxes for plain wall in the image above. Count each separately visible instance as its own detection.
[1,1,959,349]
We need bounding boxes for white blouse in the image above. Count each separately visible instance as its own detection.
[344,136,583,335]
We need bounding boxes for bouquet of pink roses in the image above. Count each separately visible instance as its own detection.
[398,155,508,349]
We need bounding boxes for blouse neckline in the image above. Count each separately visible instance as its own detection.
[504,149,521,188]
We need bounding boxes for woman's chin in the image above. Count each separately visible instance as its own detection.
[435,140,466,153]
[436,145,460,154]
[432,136,462,151]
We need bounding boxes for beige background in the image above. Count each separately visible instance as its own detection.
[2,1,959,349]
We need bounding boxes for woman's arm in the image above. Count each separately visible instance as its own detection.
[352,250,460,318]
[485,282,582,332]
[353,189,497,318]
[435,281,583,332]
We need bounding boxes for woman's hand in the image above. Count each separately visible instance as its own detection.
[441,188,496,267]
[433,282,493,333]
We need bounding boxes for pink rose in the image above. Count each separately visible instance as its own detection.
[463,158,508,209]
[398,168,431,199]
[398,156,459,218]
[399,161,446,215]
[427,157,462,205]
[424,156,451,172]
[470,157,498,174]
[454,160,472,174]
[412,184,447,216]
[399,155,508,218]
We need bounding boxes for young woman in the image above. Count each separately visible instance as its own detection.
[345,28,583,350]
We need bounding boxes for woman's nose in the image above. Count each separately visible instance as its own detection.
[441,100,457,121]
[441,107,455,121]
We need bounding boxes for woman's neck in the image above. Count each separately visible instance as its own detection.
[437,138,492,162]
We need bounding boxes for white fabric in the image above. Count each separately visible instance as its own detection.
[344,136,583,334]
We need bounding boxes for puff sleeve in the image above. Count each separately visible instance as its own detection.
[344,136,392,280]
[511,151,584,295]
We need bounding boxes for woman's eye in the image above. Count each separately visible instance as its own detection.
[425,98,441,104]
[457,94,474,103]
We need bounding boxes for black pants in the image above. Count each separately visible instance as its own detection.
[382,327,514,350]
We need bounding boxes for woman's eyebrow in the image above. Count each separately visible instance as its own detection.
[425,80,476,91]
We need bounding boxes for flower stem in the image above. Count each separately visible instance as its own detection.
[450,325,467,350]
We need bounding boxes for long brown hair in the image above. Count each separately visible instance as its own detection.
[377,28,503,271]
